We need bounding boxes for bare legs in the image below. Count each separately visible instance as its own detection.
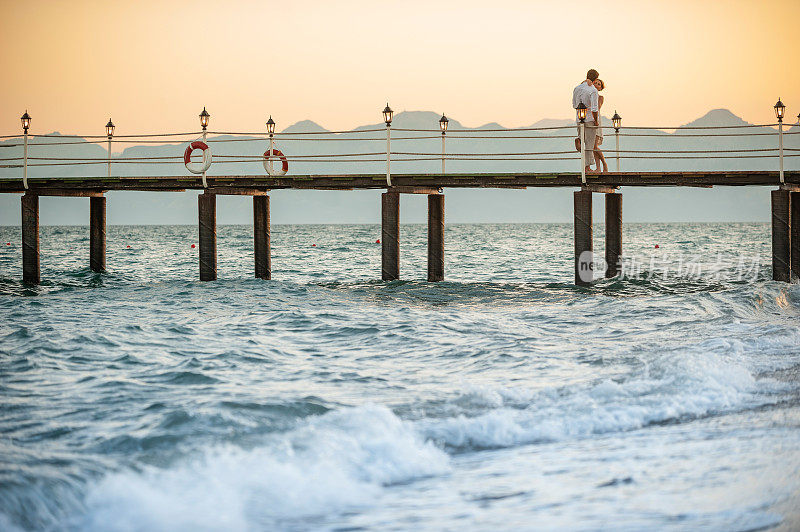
[594,137,608,173]
[578,133,600,174]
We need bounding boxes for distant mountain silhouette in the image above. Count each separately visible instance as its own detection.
[282,120,329,134]
[529,118,576,128]
[678,109,752,129]
[474,122,503,130]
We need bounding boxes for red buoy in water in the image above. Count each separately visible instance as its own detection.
[191,244,196,248]
[312,244,316,247]
[5,243,9,246]
[126,245,131,249]
[654,244,660,249]
[375,239,380,244]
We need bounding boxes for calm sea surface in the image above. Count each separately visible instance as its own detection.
[1,223,799,531]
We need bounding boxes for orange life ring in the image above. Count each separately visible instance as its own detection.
[184,141,212,174]
[263,148,289,176]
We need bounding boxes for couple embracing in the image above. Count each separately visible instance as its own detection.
[572,69,607,173]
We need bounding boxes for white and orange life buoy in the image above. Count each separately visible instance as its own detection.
[184,141,213,174]
[263,148,289,176]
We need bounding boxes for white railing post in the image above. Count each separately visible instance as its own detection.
[23,130,28,190]
[385,122,391,187]
[779,120,784,185]
[441,131,446,174]
[268,133,275,175]
[580,122,586,185]
[202,129,208,189]
[615,129,620,172]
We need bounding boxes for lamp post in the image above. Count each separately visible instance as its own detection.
[21,111,31,189]
[439,114,448,174]
[266,116,276,175]
[577,103,587,185]
[199,107,210,188]
[775,98,785,184]
[383,104,393,187]
[612,111,621,173]
[105,118,115,178]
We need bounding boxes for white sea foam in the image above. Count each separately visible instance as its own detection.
[82,405,449,531]
[418,342,790,450]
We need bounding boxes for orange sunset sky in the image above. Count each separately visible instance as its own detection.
[1,0,798,136]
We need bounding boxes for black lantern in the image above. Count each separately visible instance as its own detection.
[383,104,393,126]
[774,98,786,122]
[199,107,210,130]
[106,118,115,139]
[577,102,587,123]
[612,111,621,131]
[439,114,449,133]
[20,111,31,132]
[266,116,275,136]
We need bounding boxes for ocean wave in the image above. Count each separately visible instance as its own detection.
[416,336,793,451]
[79,405,449,531]
[75,333,797,529]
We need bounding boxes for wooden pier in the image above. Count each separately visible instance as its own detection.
[2,170,799,285]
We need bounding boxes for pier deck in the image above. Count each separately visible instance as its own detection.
[1,171,798,194]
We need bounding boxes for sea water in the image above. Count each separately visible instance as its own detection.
[0,223,799,531]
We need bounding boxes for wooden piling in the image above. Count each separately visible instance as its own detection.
[605,193,622,278]
[574,190,593,286]
[198,192,217,281]
[254,195,271,280]
[382,192,400,280]
[89,196,106,272]
[21,193,40,284]
[427,194,444,282]
[772,189,791,282]
[791,192,800,281]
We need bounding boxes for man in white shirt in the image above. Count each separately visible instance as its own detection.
[572,69,600,174]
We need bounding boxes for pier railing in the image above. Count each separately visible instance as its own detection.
[1,120,799,187]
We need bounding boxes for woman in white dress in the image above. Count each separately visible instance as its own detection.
[592,79,608,173]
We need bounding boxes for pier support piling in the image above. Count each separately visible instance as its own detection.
[89,196,106,272]
[791,192,800,282]
[253,195,271,280]
[574,190,593,286]
[427,193,444,282]
[382,192,400,281]
[771,189,791,282]
[605,193,622,278]
[21,194,40,284]
[198,192,217,281]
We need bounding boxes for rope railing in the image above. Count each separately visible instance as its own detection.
[393,125,577,133]
[2,112,798,188]
[0,132,201,140]
[2,119,797,140]
[6,146,796,164]
[616,131,800,137]
[208,128,387,136]
[3,132,796,149]
[9,153,799,168]
[390,123,785,133]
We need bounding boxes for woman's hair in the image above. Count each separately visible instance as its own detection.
[595,79,605,90]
